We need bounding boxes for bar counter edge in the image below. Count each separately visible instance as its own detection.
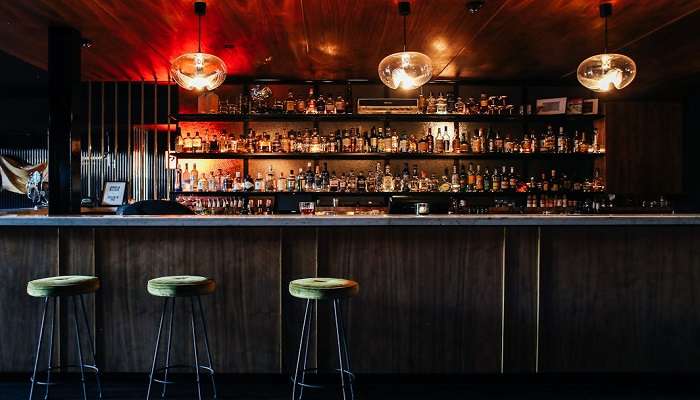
[1,213,699,226]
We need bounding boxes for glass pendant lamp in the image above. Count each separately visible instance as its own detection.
[170,1,227,91]
[378,1,433,90]
[577,2,636,92]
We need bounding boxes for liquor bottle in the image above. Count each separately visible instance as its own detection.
[284,91,296,113]
[347,170,358,192]
[443,125,451,152]
[314,165,323,191]
[459,164,467,190]
[399,134,409,153]
[494,131,504,152]
[467,162,476,191]
[410,165,420,192]
[435,128,445,153]
[479,93,489,114]
[193,131,202,153]
[446,92,456,114]
[545,125,555,152]
[175,164,183,191]
[438,168,451,192]
[316,93,325,114]
[451,129,461,153]
[329,171,339,192]
[500,166,510,191]
[417,136,427,153]
[483,168,491,192]
[208,171,217,191]
[475,164,484,191]
[321,162,330,191]
[418,93,426,113]
[175,131,184,152]
[265,165,276,191]
[296,168,304,192]
[550,169,560,192]
[335,96,346,114]
[391,129,399,153]
[295,92,306,114]
[382,164,394,192]
[471,129,482,153]
[556,127,566,153]
[183,132,193,152]
[591,128,600,153]
[198,173,208,192]
[342,129,352,152]
[578,131,589,153]
[491,168,500,192]
[305,88,317,114]
[325,94,335,114]
[454,97,466,114]
[357,171,367,192]
[210,133,220,153]
[304,162,315,191]
[451,165,460,192]
[233,171,243,191]
[486,127,495,152]
[436,92,447,114]
[254,172,265,192]
[182,163,191,191]
[426,128,434,153]
[460,132,469,153]
[287,170,296,192]
[191,163,199,189]
[426,92,437,114]
[509,166,518,189]
[338,173,347,192]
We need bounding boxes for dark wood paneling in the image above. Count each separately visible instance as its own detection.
[281,228,318,373]
[95,228,281,373]
[317,227,504,373]
[539,227,700,372]
[605,102,683,194]
[58,228,96,369]
[0,228,58,372]
[503,227,538,373]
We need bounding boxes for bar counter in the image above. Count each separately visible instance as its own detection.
[1,213,699,375]
[0,213,699,226]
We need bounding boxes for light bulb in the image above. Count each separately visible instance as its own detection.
[378,51,433,90]
[577,53,636,93]
[170,52,227,91]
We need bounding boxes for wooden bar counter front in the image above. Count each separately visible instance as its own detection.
[1,218,699,375]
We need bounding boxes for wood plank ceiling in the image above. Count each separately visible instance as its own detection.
[0,0,699,97]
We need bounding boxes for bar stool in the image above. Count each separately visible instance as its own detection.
[27,275,102,400]
[146,275,217,400]
[289,277,359,400]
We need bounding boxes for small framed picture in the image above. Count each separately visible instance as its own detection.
[566,98,583,114]
[582,98,599,115]
[536,97,567,115]
[101,181,128,206]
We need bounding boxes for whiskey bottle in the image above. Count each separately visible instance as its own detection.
[325,94,335,114]
[557,127,567,153]
[426,92,437,114]
[460,132,469,153]
[509,166,518,190]
[438,168,451,192]
[443,125,451,152]
[314,165,323,191]
[305,88,317,114]
[192,131,202,153]
[357,171,367,192]
[287,170,296,192]
[494,131,504,152]
[198,173,208,192]
[426,128,434,153]
[335,96,346,114]
[591,128,600,153]
[492,168,501,192]
[183,132,193,152]
[175,164,183,191]
[266,165,276,191]
[304,162,315,191]
[475,164,484,191]
[451,165,460,192]
[284,91,296,114]
[316,93,326,114]
[483,168,491,192]
[471,129,482,153]
[191,163,199,189]
[452,129,461,153]
[418,93,426,113]
[382,164,395,192]
[578,131,589,153]
[436,92,447,114]
[399,134,409,153]
[467,162,476,191]
[342,129,352,152]
[347,170,358,192]
[175,131,184,153]
[182,163,191,191]
[338,173,347,192]
[329,171,339,192]
[391,129,399,153]
[435,128,445,153]
[500,166,510,191]
[479,93,489,114]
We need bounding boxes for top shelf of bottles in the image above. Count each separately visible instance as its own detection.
[173,113,604,124]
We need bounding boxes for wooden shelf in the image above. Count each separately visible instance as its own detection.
[172,152,605,160]
[171,191,606,197]
[173,113,604,123]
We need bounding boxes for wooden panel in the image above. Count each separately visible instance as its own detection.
[58,228,96,369]
[95,228,281,373]
[281,228,318,373]
[538,227,700,372]
[1,0,699,93]
[0,228,58,372]
[317,227,504,373]
[502,227,538,373]
[605,102,683,194]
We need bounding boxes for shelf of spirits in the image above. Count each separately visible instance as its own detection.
[174,113,603,123]
[172,152,603,160]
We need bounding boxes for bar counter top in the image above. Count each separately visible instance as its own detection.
[0,213,699,226]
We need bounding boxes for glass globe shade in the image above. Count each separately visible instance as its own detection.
[378,51,433,90]
[170,52,227,91]
[576,53,636,92]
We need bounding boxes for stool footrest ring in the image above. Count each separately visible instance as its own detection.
[291,367,355,389]
[152,364,215,385]
[30,364,100,386]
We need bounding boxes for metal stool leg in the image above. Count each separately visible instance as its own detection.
[196,296,217,399]
[72,296,88,400]
[298,300,314,400]
[29,297,49,400]
[79,295,102,399]
[43,298,57,400]
[147,298,169,400]
[332,300,348,400]
[335,300,354,400]
[291,299,312,400]
[160,298,175,399]
[190,298,203,400]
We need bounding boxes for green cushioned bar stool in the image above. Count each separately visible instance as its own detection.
[27,275,102,400]
[146,276,217,400]
[289,277,359,400]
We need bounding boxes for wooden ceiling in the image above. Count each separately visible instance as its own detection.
[1,0,700,96]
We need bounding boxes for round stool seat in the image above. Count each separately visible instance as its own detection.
[289,277,359,300]
[27,275,100,297]
[147,275,215,297]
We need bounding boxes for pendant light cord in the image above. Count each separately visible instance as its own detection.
[604,14,608,53]
[198,13,202,53]
[403,15,407,52]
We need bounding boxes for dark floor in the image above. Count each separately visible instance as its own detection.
[4,375,700,400]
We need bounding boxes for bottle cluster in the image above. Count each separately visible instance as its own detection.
[175,162,604,194]
[419,92,515,115]
[175,125,602,155]
[178,196,274,215]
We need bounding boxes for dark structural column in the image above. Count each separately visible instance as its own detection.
[48,27,82,215]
